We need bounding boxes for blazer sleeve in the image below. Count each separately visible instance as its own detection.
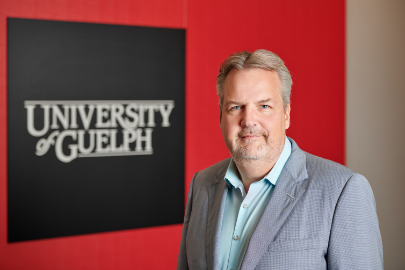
[177,173,197,270]
[327,173,384,269]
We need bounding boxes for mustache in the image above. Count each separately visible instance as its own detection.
[237,128,268,138]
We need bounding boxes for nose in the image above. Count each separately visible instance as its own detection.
[240,105,257,128]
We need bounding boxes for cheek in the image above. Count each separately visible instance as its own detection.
[221,118,239,138]
[260,115,285,135]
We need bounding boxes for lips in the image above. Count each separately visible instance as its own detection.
[238,133,265,143]
[237,128,267,142]
[238,131,264,138]
[241,134,261,139]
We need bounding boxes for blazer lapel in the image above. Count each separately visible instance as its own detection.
[206,165,229,270]
[240,139,308,270]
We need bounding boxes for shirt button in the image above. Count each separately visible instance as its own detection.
[233,235,239,240]
[242,204,248,208]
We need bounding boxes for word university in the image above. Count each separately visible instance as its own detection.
[25,100,175,163]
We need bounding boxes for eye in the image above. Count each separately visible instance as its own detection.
[261,105,269,109]
[230,105,240,110]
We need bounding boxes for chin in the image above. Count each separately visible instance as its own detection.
[231,137,284,165]
[232,145,269,161]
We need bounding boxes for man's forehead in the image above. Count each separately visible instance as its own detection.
[224,70,281,100]
[224,68,280,90]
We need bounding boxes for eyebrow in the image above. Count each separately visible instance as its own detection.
[224,98,274,107]
[257,98,273,104]
[224,100,243,107]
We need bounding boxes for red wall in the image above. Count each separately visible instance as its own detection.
[0,0,344,269]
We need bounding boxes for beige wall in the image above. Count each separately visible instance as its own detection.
[346,0,405,269]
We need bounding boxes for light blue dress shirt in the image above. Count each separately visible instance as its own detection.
[219,137,292,270]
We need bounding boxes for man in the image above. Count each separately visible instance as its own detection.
[177,49,383,270]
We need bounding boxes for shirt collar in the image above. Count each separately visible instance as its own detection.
[224,136,292,188]
[224,159,243,189]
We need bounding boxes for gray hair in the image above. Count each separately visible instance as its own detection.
[216,49,292,110]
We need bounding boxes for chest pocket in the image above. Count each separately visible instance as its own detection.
[267,237,318,252]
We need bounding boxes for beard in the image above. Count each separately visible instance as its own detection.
[228,128,283,167]
[233,141,269,160]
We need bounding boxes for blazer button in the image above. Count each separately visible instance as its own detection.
[233,235,239,240]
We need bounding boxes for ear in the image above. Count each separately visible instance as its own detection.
[284,104,291,130]
[219,107,222,125]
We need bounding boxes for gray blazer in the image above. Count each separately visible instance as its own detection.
[177,138,383,270]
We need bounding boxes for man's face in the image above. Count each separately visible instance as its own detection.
[220,68,291,165]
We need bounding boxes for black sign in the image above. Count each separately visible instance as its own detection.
[7,18,185,242]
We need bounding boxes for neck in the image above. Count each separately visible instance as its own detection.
[234,159,277,193]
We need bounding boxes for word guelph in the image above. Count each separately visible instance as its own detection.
[25,102,174,163]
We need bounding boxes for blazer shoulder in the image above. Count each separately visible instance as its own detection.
[303,151,359,190]
[298,150,376,209]
[193,157,231,188]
